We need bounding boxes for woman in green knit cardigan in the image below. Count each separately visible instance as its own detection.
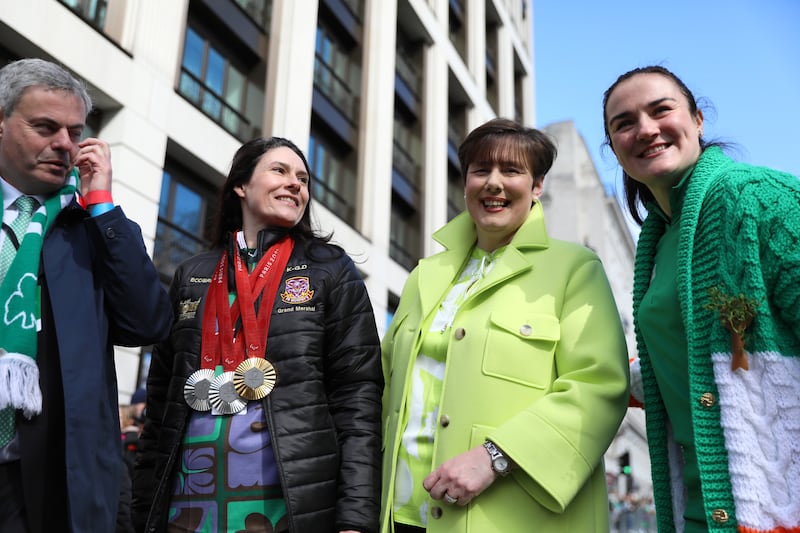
[603,65,800,533]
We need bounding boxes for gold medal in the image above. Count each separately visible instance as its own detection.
[233,358,277,400]
[208,371,246,414]
[184,368,215,411]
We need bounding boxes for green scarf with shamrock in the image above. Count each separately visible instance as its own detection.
[0,170,78,422]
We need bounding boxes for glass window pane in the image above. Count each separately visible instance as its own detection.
[221,107,241,137]
[202,91,222,120]
[225,67,244,109]
[87,0,99,19]
[173,182,203,234]
[205,47,225,95]
[245,81,264,133]
[158,171,172,218]
[178,71,201,103]
[182,28,204,78]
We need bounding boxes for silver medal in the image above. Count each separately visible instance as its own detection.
[209,371,246,414]
[184,368,215,411]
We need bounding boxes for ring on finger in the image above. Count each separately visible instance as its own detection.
[443,493,458,505]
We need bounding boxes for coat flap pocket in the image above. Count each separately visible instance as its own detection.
[489,311,560,342]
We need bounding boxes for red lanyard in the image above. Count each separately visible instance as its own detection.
[200,235,294,371]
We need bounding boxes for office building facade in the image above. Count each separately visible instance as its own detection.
[0,0,536,397]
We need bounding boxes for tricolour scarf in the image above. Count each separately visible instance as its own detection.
[0,170,78,418]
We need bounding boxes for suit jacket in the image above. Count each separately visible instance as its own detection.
[381,204,630,532]
[16,201,171,533]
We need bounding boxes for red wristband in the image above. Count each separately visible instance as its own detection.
[83,190,114,206]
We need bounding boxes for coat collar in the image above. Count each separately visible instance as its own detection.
[415,203,550,317]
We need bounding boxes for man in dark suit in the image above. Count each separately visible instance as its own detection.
[0,58,172,533]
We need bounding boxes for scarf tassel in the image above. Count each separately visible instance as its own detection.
[0,351,42,418]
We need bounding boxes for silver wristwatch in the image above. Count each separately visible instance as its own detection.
[483,440,512,476]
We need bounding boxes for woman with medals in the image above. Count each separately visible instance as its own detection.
[133,137,383,533]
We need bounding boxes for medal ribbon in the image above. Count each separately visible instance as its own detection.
[199,234,294,373]
[200,252,234,370]
[231,234,294,364]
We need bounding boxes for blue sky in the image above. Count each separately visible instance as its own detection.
[533,0,800,205]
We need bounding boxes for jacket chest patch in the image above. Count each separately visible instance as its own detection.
[178,298,201,321]
[280,276,314,305]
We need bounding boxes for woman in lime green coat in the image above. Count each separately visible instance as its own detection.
[381,118,630,533]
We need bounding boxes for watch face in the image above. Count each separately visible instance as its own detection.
[494,457,509,472]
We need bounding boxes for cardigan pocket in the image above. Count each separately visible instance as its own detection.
[482,312,560,389]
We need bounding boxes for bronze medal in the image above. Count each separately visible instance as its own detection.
[233,357,277,400]
[209,371,246,414]
[184,368,215,411]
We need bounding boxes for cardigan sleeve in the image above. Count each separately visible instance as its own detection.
[709,165,800,346]
[751,172,800,341]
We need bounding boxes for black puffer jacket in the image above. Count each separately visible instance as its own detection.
[133,231,383,533]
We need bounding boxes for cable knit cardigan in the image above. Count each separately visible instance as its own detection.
[631,147,800,533]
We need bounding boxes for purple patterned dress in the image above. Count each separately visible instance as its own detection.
[168,401,288,533]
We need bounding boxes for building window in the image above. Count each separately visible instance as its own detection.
[392,115,422,198]
[339,0,364,20]
[390,199,421,271]
[395,30,423,113]
[446,102,466,220]
[447,165,464,220]
[59,0,108,31]
[314,25,361,124]
[391,111,422,266]
[233,0,271,30]
[448,0,466,59]
[153,161,217,284]
[308,131,357,225]
[178,25,264,141]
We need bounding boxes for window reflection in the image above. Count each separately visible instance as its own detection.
[153,166,217,284]
[177,24,262,141]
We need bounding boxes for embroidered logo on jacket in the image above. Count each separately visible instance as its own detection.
[178,298,201,321]
[280,277,314,304]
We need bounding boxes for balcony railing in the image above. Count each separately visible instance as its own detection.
[389,207,420,271]
[339,0,364,20]
[395,53,422,98]
[389,237,418,271]
[312,173,355,225]
[178,69,258,140]
[234,0,272,30]
[392,142,420,188]
[153,219,210,284]
[313,56,360,125]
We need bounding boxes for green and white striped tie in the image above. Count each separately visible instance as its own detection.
[0,195,37,283]
[0,194,37,447]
